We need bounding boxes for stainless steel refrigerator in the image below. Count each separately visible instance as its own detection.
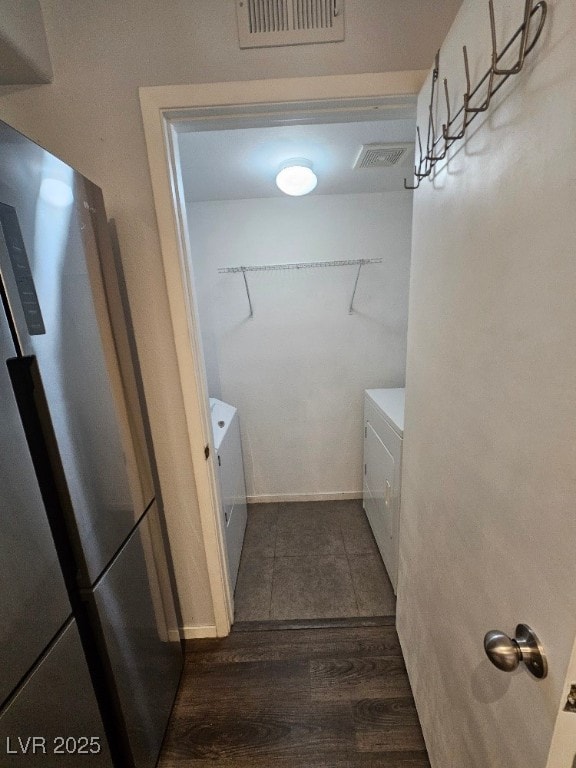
[0,119,183,767]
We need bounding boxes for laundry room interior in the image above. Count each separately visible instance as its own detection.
[175,111,414,620]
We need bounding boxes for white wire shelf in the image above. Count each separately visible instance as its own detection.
[217,258,382,274]
[217,258,383,317]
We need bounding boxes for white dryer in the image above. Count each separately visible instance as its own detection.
[363,388,405,593]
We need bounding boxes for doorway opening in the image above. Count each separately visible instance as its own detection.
[139,75,422,636]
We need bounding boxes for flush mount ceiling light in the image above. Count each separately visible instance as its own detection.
[275,159,318,196]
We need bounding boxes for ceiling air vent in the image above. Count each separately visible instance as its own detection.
[354,143,413,169]
[236,0,344,49]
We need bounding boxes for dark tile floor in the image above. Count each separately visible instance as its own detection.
[234,500,396,622]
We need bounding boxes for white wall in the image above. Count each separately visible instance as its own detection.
[398,0,576,765]
[189,192,412,500]
[0,0,460,634]
[0,0,53,83]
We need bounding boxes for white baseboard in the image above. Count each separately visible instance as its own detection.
[247,492,362,504]
[180,624,218,640]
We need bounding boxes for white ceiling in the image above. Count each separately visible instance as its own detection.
[178,116,417,203]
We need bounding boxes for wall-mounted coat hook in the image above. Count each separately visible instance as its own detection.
[424,52,440,163]
[404,167,421,191]
[406,168,420,190]
[426,102,437,162]
[442,76,466,142]
[490,0,532,76]
[404,169,420,190]
[429,100,449,163]
[403,0,547,192]
[414,127,429,178]
[463,44,494,114]
[404,126,425,189]
[516,1,548,59]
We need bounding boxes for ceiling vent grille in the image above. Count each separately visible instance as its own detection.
[353,143,412,169]
[236,0,344,48]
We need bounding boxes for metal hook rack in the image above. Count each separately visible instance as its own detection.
[217,257,383,317]
[404,0,548,190]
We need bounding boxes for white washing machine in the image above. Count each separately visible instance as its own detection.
[210,398,247,592]
[363,388,405,593]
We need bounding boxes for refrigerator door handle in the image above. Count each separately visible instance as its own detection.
[6,354,82,593]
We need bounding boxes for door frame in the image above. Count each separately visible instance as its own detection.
[138,71,426,636]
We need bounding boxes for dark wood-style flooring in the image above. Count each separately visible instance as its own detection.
[158,618,430,768]
[159,502,429,767]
